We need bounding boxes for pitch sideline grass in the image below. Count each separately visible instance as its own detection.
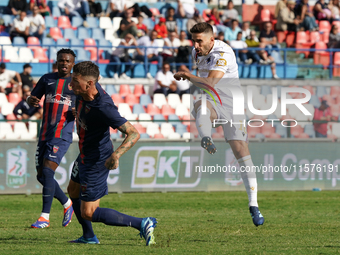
[0,191,339,255]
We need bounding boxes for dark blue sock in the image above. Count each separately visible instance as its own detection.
[71,197,95,239]
[92,207,143,230]
[53,180,68,205]
[41,167,55,213]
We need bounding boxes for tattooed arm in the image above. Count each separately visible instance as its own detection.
[105,121,140,170]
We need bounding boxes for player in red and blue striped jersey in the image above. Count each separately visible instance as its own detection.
[67,61,157,245]
[27,49,76,228]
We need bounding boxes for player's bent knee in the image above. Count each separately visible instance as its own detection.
[81,207,96,221]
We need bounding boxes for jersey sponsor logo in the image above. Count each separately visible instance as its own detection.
[131,146,203,188]
[53,145,59,153]
[6,148,27,188]
[216,58,227,67]
[85,105,91,114]
[46,93,72,106]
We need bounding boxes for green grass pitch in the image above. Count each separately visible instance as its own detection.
[1,191,339,254]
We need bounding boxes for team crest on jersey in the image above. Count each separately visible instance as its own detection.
[216,59,227,67]
[68,83,72,90]
[85,105,91,114]
[206,56,211,64]
[81,183,87,193]
[53,145,59,153]
[219,52,224,57]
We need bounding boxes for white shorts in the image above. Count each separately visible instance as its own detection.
[192,97,248,142]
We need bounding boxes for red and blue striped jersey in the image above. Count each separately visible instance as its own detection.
[76,83,127,165]
[31,72,75,142]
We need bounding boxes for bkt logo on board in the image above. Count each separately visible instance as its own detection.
[6,148,27,188]
[131,147,204,188]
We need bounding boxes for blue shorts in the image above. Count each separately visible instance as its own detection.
[35,138,71,168]
[71,155,109,202]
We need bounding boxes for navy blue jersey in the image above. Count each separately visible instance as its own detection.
[31,72,75,142]
[76,83,127,165]
[13,99,41,117]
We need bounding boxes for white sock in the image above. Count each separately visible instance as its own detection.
[237,155,258,207]
[195,106,212,138]
[63,199,71,209]
[40,212,50,220]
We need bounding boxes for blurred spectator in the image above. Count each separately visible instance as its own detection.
[88,0,102,17]
[295,0,318,31]
[187,10,204,33]
[28,5,45,41]
[208,19,218,38]
[259,22,279,50]
[241,21,251,40]
[136,15,148,38]
[175,65,191,97]
[166,7,178,34]
[276,0,301,32]
[329,0,340,20]
[6,0,28,15]
[177,0,195,19]
[313,100,336,137]
[154,62,177,96]
[58,0,90,19]
[217,31,227,43]
[313,0,331,22]
[10,11,30,42]
[222,0,239,26]
[209,7,222,25]
[245,31,279,79]
[179,30,191,46]
[52,63,58,73]
[13,86,43,120]
[133,30,162,78]
[224,19,241,44]
[162,31,181,70]
[328,24,340,48]
[107,0,127,18]
[274,0,287,19]
[14,64,35,91]
[154,17,168,38]
[230,31,252,64]
[0,63,22,97]
[30,0,50,17]
[118,9,137,38]
[110,33,136,79]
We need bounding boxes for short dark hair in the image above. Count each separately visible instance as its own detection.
[57,48,76,58]
[73,61,100,82]
[0,63,6,69]
[231,19,238,24]
[168,7,175,11]
[190,22,213,35]
[162,61,170,67]
[237,31,242,36]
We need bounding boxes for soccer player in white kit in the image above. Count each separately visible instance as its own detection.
[174,23,264,226]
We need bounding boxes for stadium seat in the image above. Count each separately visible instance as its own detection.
[19,47,36,62]
[181,94,192,110]
[260,9,271,22]
[64,28,77,41]
[154,133,165,139]
[13,122,31,139]
[330,85,340,98]
[125,113,138,124]
[0,36,12,47]
[13,37,26,47]
[119,84,132,97]
[118,103,132,117]
[49,27,63,40]
[161,104,175,118]
[316,86,327,98]
[75,48,90,61]
[26,121,38,139]
[84,38,98,61]
[175,104,189,117]
[2,15,14,26]
[330,104,340,117]
[150,8,160,16]
[160,123,174,138]
[333,52,340,77]
[309,95,320,108]
[52,6,61,17]
[111,94,124,105]
[202,9,211,22]
[125,94,139,107]
[105,84,117,95]
[168,114,181,128]
[42,37,55,48]
[146,123,160,138]
[72,17,84,28]
[70,38,84,50]
[304,124,315,138]
[296,31,314,57]
[86,17,98,28]
[182,132,194,139]
[8,93,21,105]
[310,31,321,43]
[275,125,287,138]
[153,93,167,109]
[168,132,181,139]
[319,20,331,32]
[147,104,161,115]
[1,102,15,116]
[58,16,72,29]
[57,38,70,49]
[290,124,304,137]
[140,94,152,107]
[48,47,58,62]
[138,113,152,128]
[133,123,146,134]
[313,42,329,66]
[92,28,105,40]
[303,85,314,95]
[133,84,145,98]
[77,27,90,40]
[304,104,315,120]
[45,16,56,28]
[247,126,260,138]
[139,133,150,138]
[176,123,188,136]
[0,93,8,107]
[153,114,165,126]
[133,104,145,114]
[261,123,275,138]
[112,17,122,33]
[99,17,113,29]
[332,123,340,137]
[167,94,181,109]
[322,94,335,105]
[27,36,41,49]
[0,122,15,139]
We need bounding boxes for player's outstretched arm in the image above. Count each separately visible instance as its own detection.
[174,70,224,90]
[105,121,140,170]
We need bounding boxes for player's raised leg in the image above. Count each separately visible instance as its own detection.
[193,99,218,154]
[229,140,264,226]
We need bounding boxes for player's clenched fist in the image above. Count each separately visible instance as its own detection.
[27,95,41,107]
[105,153,119,170]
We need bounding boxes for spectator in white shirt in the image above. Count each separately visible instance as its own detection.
[222,0,239,26]
[154,62,177,96]
[58,0,90,19]
[230,31,252,64]
[175,65,191,97]
[29,5,45,41]
[10,11,30,42]
[0,63,22,97]
[110,33,137,79]
[133,30,162,78]
[162,31,181,70]
[177,0,195,19]
[241,21,251,40]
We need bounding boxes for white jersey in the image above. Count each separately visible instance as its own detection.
[192,40,241,108]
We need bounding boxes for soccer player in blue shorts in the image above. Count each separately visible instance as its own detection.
[27,49,76,228]
[67,61,157,245]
